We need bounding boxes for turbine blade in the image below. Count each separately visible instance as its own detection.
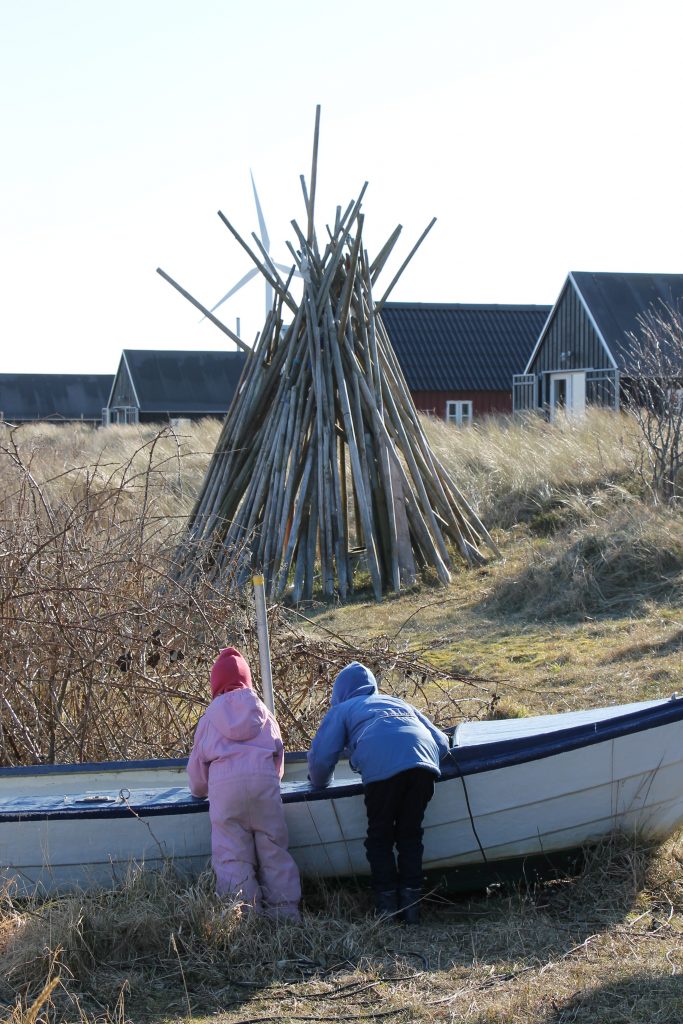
[250,169,270,252]
[272,260,301,277]
[208,267,260,313]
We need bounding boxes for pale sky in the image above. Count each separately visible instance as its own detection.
[1,0,682,374]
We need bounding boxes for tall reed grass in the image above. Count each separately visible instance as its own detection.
[423,409,683,618]
[425,408,640,529]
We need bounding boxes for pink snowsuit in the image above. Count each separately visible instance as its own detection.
[187,688,301,919]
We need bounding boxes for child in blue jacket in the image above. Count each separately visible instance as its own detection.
[307,662,450,923]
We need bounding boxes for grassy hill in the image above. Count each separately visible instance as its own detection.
[2,410,682,1022]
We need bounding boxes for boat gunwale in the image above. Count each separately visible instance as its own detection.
[2,697,683,823]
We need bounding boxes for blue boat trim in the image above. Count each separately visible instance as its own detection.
[1,698,682,823]
[297,697,683,801]
[0,757,189,778]
[0,802,209,823]
[0,750,307,778]
[441,697,683,780]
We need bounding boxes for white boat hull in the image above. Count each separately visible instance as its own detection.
[2,697,683,895]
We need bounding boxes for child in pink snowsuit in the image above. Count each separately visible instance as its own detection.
[187,647,301,920]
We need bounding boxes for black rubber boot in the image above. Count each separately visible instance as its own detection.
[398,887,421,925]
[373,889,399,918]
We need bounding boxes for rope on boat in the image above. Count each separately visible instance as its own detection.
[446,747,488,865]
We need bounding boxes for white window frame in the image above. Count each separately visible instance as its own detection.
[445,400,473,425]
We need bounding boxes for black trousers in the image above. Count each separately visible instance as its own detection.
[363,767,435,891]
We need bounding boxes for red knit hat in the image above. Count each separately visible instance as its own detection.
[210,647,253,699]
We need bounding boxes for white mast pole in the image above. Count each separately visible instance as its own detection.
[252,574,275,713]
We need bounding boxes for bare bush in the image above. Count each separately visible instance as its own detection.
[0,424,254,765]
[624,300,683,502]
[0,423,478,767]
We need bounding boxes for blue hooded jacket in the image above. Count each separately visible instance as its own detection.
[307,662,450,787]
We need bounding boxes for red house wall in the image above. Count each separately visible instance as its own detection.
[410,390,512,419]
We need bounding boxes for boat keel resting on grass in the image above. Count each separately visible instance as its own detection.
[2,695,683,896]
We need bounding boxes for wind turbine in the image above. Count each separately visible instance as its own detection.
[207,172,299,328]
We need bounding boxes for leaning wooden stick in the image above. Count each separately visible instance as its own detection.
[155,268,251,353]
[252,574,275,713]
[307,104,321,247]
[375,216,437,313]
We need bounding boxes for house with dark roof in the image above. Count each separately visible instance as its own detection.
[513,272,683,419]
[381,302,551,423]
[0,374,114,425]
[106,350,247,424]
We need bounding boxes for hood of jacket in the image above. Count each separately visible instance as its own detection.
[204,688,267,741]
[331,662,378,705]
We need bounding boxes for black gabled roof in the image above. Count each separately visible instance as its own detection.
[380,303,551,391]
[569,272,683,372]
[0,374,114,423]
[120,350,247,414]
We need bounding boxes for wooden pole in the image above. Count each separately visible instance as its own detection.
[375,217,437,314]
[307,104,321,247]
[369,223,403,284]
[155,268,251,353]
[252,575,275,713]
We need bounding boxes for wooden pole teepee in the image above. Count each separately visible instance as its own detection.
[158,106,499,602]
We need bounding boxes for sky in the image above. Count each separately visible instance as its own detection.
[2,0,683,374]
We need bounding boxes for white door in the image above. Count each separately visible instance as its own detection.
[550,372,586,421]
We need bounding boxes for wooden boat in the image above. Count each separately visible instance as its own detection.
[2,695,683,896]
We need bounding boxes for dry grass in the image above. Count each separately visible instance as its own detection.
[2,410,683,1022]
[2,834,682,1022]
[483,499,683,620]
[425,408,640,531]
[0,419,221,514]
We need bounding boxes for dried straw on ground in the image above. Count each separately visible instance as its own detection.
[159,107,497,602]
